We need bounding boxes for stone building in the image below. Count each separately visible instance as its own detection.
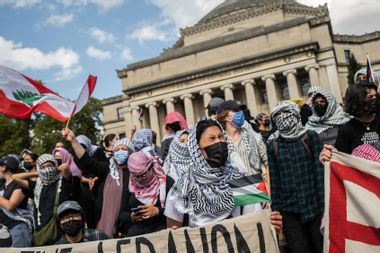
[103,0,380,140]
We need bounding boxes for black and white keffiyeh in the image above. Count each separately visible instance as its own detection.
[34,154,61,226]
[271,102,307,140]
[109,138,133,185]
[132,129,153,151]
[76,135,98,156]
[167,118,244,220]
[163,130,191,181]
[306,89,351,134]
[307,86,324,97]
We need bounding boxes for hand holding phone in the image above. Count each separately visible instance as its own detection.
[131,207,141,213]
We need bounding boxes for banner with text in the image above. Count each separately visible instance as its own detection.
[5,209,279,253]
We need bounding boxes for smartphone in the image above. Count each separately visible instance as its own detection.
[131,207,141,213]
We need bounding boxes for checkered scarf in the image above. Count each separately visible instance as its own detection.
[132,129,153,151]
[352,143,380,163]
[306,89,351,134]
[307,86,324,97]
[271,102,307,140]
[167,118,244,221]
[109,138,133,185]
[34,154,61,225]
[76,135,97,156]
[163,130,192,181]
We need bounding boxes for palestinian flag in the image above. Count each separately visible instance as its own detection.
[0,65,96,121]
[229,174,270,206]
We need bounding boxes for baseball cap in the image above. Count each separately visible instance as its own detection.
[216,100,242,115]
[0,155,20,172]
[205,97,224,109]
[57,201,82,218]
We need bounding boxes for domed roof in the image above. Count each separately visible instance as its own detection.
[198,0,306,25]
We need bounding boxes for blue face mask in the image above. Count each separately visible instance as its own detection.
[231,111,245,128]
[113,150,129,165]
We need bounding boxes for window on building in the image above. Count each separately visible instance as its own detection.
[117,107,124,119]
[119,133,126,139]
[257,82,268,104]
[277,75,290,100]
[344,50,351,63]
[298,69,311,96]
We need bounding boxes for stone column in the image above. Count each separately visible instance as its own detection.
[162,98,175,113]
[326,64,343,103]
[305,64,320,86]
[283,69,301,99]
[262,74,278,110]
[145,102,161,141]
[199,89,212,116]
[131,105,142,129]
[221,84,234,100]
[180,94,195,126]
[241,79,258,116]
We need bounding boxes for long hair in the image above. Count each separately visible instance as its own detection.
[344,84,370,117]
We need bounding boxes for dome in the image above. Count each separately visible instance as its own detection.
[198,0,306,25]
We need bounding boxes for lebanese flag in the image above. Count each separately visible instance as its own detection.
[0,65,96,121]
[229,174,270,206]
[324,151,380,253]
[366,54,375,83]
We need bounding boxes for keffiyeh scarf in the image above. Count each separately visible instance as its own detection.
[163,130,192,181]
[76,135,98,156]
[34,154,61,226]
[110,138,133,185]
[128,152,167,207]
[132,129,153,151]
[271,102,307,140]
[167,118,244,222]
[306,89,351,134]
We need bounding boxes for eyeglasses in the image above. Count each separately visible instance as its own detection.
[60,213,82,223]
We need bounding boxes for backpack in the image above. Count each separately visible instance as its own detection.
[272,131,313,161]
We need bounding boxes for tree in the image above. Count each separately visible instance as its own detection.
[0,116,29,156]
[347,54,361,86]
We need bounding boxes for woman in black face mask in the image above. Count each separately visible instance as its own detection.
[320,81,380,161]
[55,201,108,245]
[165,118,282,232]
[306,89,350,145]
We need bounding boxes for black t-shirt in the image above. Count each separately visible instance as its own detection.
[335,116,380,154]
[30,178,72,231]
[0,181,28,229]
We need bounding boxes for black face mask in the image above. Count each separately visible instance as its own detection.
[203,142,228,168]
[61,220,82,237]
[314,104,328,117]
[56,159,63,166]
[365,98,377,114]
[23,161,33,170]
[263,119,271,127]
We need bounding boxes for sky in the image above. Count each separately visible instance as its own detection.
[1,0,379,101]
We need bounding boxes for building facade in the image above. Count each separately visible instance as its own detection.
[103,0,380,140]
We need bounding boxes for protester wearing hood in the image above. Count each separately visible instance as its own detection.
[300,86,324,126]
[161,112,188,162]
[217,100,267,176]
[268,102,324,253]
[62,128,133,238]
[162,130,191,181]
[0,155,33,247]
[119,151,174,237]
[354,68,379,85]
[165,118,282,231]
[306,89,351,145]
[55,201,108,245]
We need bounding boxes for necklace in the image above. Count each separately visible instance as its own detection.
[360,121,371,131]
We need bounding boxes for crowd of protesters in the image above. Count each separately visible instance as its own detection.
[0,68,379,253]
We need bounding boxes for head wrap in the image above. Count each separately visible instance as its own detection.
[306,89,351,134]
[271,102,307,140]
[354,68,380,84]
[52,147,82,177]
[307,86,324,97]
[128,152,167,207]
[109,138,132,185]
[34,154,61,225]
[76,135,98,156]
[163,130,192,181]
[166,118,244,226]
[132,129,153,151]
[164,112,188,133]
[352,144,380,163]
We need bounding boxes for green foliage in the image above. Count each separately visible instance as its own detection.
[347,54,361,86]
[0,97,103,156]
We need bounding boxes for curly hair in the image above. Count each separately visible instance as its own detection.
[344,84,370,117]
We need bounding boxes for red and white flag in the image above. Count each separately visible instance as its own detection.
[0,65,96,121]
[324,151,380,253]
